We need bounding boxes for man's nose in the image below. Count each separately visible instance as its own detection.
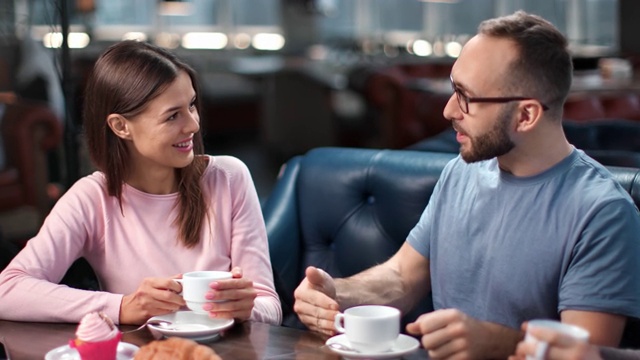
[443,93,461,121]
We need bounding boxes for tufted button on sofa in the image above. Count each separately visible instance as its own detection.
[263,147,640,346]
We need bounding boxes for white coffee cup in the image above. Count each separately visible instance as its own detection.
[334,305,401,353]
[525,319,590,360]
[174,271,232,314]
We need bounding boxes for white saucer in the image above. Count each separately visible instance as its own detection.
[147,311,234,342]
[45,342,139,360]
[325,334,420,359]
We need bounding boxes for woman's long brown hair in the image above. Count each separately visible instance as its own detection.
[83,40,207,248]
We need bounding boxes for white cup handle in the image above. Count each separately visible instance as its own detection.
[334,313,346,333]
[173,279,183,295]
[534,341,549,360]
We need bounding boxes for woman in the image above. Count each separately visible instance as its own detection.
[0,40,281,326]
[511,323,638,360]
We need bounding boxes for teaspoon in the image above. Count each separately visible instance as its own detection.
[123,319,172,333]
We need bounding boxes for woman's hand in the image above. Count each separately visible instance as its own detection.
[119,275,185,325]
[202,267,257,322]
[509,323,602,360]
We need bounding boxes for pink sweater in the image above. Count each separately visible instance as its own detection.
[0,155,281,325]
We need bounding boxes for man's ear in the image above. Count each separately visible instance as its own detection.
[515,101,544,132]
[106,114,131,140]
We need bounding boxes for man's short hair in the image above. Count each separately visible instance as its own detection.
[478,11,573,116]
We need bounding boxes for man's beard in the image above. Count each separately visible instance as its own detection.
[460,105,516,163]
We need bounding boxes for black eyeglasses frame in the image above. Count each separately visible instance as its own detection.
[450,75,549,114]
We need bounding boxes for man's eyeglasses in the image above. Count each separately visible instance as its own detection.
[450,75,549,114]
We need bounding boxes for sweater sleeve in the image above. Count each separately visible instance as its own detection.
[217,156,282,325]
[599,346,640,360]
[0,176,124,323]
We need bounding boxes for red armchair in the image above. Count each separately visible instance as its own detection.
[564,92,640,121]
[0,100,63,239]
[363,64,452,149]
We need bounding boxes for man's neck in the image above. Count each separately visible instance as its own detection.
[497,125,573,177]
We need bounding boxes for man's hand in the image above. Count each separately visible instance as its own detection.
[120,275,185,325]
[406,308,521,360]
[293,266,340,335]
[202,267,257,322]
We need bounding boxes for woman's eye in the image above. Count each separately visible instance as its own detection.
[189,102,196,110]
[168,112,178,121]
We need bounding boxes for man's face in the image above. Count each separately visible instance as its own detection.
[444,35,520,163]
[456,103,516,163]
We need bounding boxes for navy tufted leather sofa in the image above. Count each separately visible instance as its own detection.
[264,148,456,328]
[263,147,640,345]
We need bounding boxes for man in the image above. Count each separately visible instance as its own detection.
[293,11,640,359]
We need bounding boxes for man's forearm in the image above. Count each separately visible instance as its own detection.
[479,321,524,359]
[334,264,421,312]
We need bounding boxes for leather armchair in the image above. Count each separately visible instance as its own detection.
[357,65,452,149]
[409,119,640,168]
[0,100,63,236]
[0,101,90,285]
[356,62,640,149]
[564,93,640,121]
[263,147,640,346]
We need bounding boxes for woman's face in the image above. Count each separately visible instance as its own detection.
[123,71,200,175]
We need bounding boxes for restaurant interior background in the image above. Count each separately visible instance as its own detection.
[1,0,639,244]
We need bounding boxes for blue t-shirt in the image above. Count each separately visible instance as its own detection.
[407,149,640,329]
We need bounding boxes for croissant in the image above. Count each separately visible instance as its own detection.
[134,337,221,360]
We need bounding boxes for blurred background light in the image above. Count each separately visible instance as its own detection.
[43,32,90,48]
[252,33,285,51]
[412,39,433,57]
[122,32,148,42]
[182,32,228,49]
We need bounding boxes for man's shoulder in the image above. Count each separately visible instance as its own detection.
[569,151,634,203]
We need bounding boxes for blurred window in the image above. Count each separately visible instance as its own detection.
[318,0,618,54]
[26,0,618,54]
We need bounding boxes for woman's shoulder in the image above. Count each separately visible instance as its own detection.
[62,171,109,201]
[203,155,250,178]
[201,155,253,190]
[69,171,107,190]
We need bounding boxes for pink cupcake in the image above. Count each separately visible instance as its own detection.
[69,312,122,360]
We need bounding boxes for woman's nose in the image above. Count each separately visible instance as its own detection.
[186,111,200,133]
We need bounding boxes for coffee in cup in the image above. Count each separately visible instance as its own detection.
[174,271,232,314]
[334,305,401,353]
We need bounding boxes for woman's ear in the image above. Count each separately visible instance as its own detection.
[106,114,131,140]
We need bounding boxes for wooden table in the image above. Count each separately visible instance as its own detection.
[0,320,429,359]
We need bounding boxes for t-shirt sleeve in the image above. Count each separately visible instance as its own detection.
[559,199,640,319]
[406,159,454,259]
